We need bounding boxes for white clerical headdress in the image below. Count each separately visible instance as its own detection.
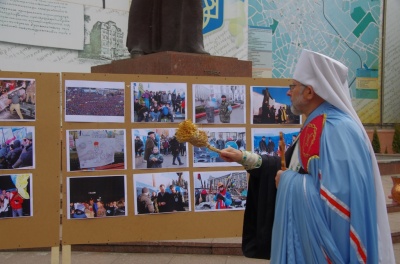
[293,49,351,115]
[293,49,395,263]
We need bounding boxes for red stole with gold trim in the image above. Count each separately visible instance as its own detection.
[299,114,326,173]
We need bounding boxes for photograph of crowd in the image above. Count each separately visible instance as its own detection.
[0,78,36,121]
[193,84,246,124]
[252,128,301,157]
[133,128,188,170]
[0,174,32,218]
[193,171,247,212]
[251,86,301,124]
[131,82,187,123]
[0,126,35,170]
[192,127,245,168]
[134,172,190,215]
[65,80,125,123]
[67,175,127,219]
[67,129,126,172]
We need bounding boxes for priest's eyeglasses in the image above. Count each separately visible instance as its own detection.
[289,83,306,91]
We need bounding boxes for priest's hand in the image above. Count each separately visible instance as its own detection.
[219,147,242,163]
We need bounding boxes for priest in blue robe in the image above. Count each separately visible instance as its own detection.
[220,49,395,263]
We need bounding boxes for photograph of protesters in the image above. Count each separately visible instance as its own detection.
[193,171,247,212]
[0,126,35,170]
[67,129,126,171]
[133,128,188,169]
[251,86,301,124]
[67,175,126,219]
[252,128,301,157]
[0,174,32,218]
[192,127,245,168]
[134,172,190,215]
[131,82,187,123]
[65,80,125,123]
[0,78,36,121]
[193,84,245,124]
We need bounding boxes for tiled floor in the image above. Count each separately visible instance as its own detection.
[0,244,399,264]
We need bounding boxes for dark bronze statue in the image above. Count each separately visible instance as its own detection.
[126,0,209,58]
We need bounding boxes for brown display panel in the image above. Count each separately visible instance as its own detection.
[0,72,61,249]
[61,73,296,245]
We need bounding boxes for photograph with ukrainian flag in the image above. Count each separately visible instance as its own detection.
[0,174,32,218]
[131,82,187,123]
[193,170,247,212]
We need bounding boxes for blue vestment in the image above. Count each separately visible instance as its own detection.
[271,102,378,263]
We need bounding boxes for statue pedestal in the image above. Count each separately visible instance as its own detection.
[91,51,252,77]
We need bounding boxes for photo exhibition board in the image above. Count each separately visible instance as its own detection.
[0,72,60,250]
[61,72,298,246]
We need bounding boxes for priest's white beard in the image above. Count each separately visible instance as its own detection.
[290,95,307,116]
